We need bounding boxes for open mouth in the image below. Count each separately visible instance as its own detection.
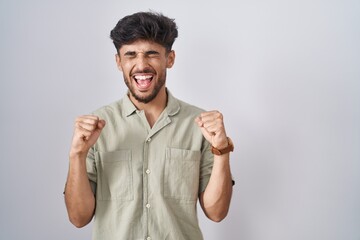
[133,74,154,90]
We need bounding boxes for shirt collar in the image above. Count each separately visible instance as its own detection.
[123,93,137,117]
[165,89,180,116]
[122,89,180,117]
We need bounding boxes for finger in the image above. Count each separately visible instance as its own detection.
[76,122,98,131]
[203,125,223,135]
[199,111,222,119]
[76,116,99,125]
[195,116,222,134]
[75,126,94,137]
[74,115,105,135]
[74,124,95,136]
[199,112,223,123]
[195,116,203,127]
[195,115,218,127]
[202,118,223,129]
[78,115,100,121]
[75,115,105,132]
[199,125,215,142]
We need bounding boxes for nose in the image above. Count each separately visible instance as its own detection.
[134,53,149,70]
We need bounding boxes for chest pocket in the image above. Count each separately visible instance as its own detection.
[164,148,201,201]
[95,150,133,201]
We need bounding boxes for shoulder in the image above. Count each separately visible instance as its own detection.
[91,99,124,120]
[178,99,205,116]
[167,90,205,116]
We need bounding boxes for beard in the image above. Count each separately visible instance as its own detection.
[124,71,166,104]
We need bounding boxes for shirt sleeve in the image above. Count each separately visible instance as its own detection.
[198,139,214,194]
[86,146,97,195]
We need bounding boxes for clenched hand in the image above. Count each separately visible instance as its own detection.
[70,115,106,158]
[195,111,228,150]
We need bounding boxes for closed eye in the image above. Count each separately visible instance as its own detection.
[124,51,137,58]
[122,50,160,59]
[145,51,160,57]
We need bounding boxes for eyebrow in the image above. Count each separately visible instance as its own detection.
[146,50,160,55]
[124,51,137,56]
[123,50,160,56]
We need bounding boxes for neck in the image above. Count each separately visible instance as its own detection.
[129,87,167,127]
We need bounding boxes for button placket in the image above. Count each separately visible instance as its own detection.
[143,136,151,239]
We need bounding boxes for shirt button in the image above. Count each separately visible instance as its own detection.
[147,138,151,142]
[145,169,151,174]
[146,237,151,240]
[146,203,151,208]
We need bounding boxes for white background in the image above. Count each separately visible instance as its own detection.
[0,0,359,239]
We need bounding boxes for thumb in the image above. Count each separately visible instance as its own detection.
[97,119,106,129]
[93,119,106,136]
[87,119,106,146]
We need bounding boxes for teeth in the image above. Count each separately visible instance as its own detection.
[135,75,152,80]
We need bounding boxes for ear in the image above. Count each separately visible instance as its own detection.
[166,50,175,69]
[115,53,123,71]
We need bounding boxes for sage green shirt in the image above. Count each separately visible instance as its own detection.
[86,91,214,240]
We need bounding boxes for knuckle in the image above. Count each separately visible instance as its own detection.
[88,115,99,120]
[75,121,81,128]
[87,119,96,125]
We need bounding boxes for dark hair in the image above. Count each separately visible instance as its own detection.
[110,12,178,53]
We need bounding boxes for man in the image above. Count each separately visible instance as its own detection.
[65,11,234,240]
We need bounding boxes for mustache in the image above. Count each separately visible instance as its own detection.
[131,68,155,75]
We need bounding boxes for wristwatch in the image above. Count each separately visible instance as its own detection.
[211,137,234,155]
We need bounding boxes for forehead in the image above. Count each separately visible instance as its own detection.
[119,40,166,54]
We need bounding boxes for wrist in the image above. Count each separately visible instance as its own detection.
[69,149,88,161]
[211,137,234,156]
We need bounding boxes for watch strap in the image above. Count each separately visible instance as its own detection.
[211,137,234,155]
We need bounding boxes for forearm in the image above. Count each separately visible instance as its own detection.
[200,153,233,222]
[65,153,95,228]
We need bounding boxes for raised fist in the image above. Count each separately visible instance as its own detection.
[70,115,106,158]
[195,111,228,150]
